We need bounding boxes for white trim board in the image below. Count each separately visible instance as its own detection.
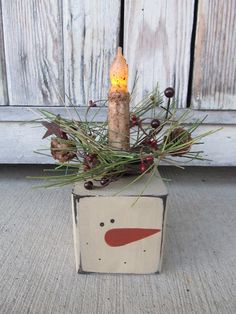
[0,107,236,124]
[0,122,235,165]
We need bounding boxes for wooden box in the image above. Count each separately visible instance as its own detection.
[72,174,168,274]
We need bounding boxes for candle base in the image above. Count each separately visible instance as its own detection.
[108,92,130,150]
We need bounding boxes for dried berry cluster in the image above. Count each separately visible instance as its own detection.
[36,85,212,190]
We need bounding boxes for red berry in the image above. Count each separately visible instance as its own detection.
[142,137,157,146]
[60,131,68,140]
[132,120,139,127]
[85,154,97,163]
[149,138,158,149]
[151,119,160,129]
[145,155,154,162]
[143,138,151,145]
[85,154,94,162]
[100,177,109,186]
[139,163,147,173]
[84,181,93,190]
[164,87,175,98]
[131,115,140,127]
[88,100,97,107]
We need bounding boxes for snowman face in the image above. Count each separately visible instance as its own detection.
[77,196,164,274]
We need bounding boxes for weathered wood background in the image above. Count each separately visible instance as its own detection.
[0,0,235,164]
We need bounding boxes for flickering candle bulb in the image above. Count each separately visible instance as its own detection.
[108,47,130,150]
[110,47,128,94]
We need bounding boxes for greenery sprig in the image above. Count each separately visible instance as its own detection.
[30,85,218,191]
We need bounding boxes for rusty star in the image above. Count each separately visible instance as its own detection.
[42,121,67,139]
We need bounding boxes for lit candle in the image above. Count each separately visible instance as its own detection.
[108,47,130,150]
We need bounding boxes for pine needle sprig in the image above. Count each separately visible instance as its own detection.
[29,84,219,191]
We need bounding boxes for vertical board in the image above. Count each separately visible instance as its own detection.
[1,0,64,106]
[0,1,7,105]
[124,0,195,108]
[63,0,120,105]
[192,0,236,109]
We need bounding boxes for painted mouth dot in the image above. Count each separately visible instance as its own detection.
[143,250,146,252]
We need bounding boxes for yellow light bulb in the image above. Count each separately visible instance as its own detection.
[109,47,128,93]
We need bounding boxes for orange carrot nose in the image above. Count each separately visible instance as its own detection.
[105,228,161,247]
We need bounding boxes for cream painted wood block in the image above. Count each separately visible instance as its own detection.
[72,175,168,274]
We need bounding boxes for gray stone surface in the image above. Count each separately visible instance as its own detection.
[0,165,235,314]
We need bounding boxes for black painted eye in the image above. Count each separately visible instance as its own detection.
[100,222,104,227]
[110,219,115,223]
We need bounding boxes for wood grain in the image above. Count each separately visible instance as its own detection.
[124,0,195,108]
[1,0,64,106]
[192,0,236,109]
[0,166,236,313]
[0,1,8,105]
[63,0,120,105]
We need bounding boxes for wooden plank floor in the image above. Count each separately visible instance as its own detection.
[0,166,235,314]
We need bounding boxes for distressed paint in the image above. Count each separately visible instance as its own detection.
[74,195,165,274]
[124,0,195,108]
[192,0,236,109]
[0,1,7,105]
[1,0,64,106]
[0,0,234,166]
[71,194,80,272]
[63,0,120,105]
